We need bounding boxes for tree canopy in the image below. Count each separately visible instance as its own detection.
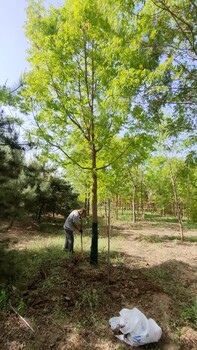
[6,0,195,262]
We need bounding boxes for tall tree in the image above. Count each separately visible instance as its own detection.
[22,0,170,263]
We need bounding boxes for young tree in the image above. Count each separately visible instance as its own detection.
[22,0,172,263]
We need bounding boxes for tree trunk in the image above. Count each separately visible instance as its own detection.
[87,191,90,217]
[128,167,137,223]
[37,202,44,222]
[107,198,111,284]
[186,174,190,223]
[132,185,136,223]
[38,209,42,222]
[140,172,144,218]
[104,200,108,226]
[116,194,119,220]
[169,162,184,241]
[6,214,17,231]
[90,149,98,264]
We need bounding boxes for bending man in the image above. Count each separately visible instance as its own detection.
[63,208,86,253]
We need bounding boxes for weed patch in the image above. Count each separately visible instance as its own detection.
[180,298,197,324]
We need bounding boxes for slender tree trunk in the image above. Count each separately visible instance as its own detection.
[88,191,90,216]
[37,204,44,222]
[52,204,55,218]
[107,198,111,284]
[84,193,90,228]
[6,214,17,231]
[132,185,136,223]
[186,174,190,223]
[140,176,144,218]
[90,148,98,264]
[104,199,108,226]
[169,162,184,241]
[84,188,91,217]
[116,194,119,220]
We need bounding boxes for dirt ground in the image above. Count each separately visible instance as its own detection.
[0,220,197,350]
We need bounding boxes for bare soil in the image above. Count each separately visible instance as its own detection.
[0,220,197,350]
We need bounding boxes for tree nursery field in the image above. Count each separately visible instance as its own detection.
[0,217,197,350]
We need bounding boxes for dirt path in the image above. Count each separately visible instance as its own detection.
[117,222,197,268]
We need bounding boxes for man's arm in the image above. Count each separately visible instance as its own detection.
[73,221,82,232]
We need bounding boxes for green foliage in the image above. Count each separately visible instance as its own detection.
[148,266,169,281]
[144,156,197,222]
[0,289,8,309]
[139,0,196,131]
[80,288,99,309]
[180,298,197,324]
[0,105,24,219]
[22,0,167,189]
[16,0,197,263]
[46,176,79,217]
[0,246,20,285]
[189,199,197,223]
[17,299,27,316]
[21,160,79,220]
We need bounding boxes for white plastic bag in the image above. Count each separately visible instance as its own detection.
[109,307,162,347]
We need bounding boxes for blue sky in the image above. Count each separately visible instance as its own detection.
[0,0,62,87]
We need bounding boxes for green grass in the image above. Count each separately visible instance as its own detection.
[139,234,197,243]
[142,264,191,311]
[180,298,197,324]
[0,289,8,309]
[144,213,179,223]
[99,209,197,229]
[142,266,170,282]
[0,231,119,289]
[184,222,197,229]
